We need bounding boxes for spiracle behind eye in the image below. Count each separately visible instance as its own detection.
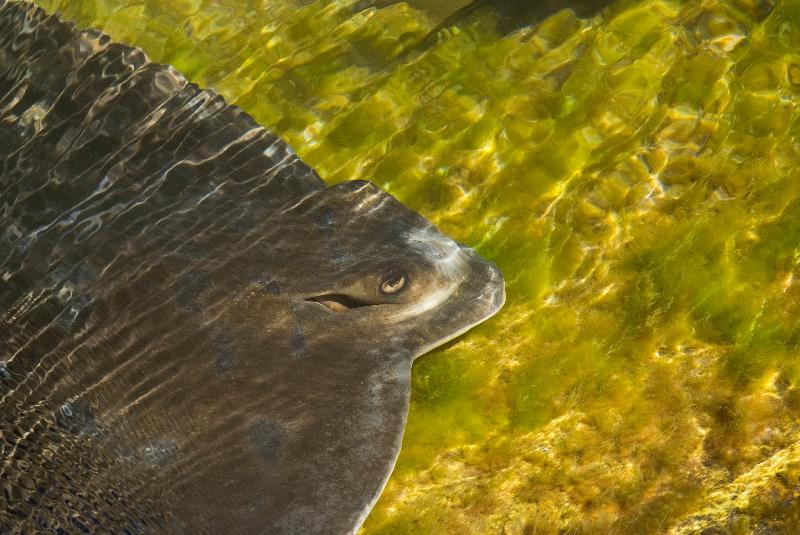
[380,270,408,295]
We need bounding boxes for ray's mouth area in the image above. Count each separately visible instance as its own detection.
[305,294,375,313]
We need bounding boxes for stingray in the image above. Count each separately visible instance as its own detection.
[0,2,504,533]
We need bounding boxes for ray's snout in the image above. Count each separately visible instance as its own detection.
[458,245,506,318]
[402,226,505,356]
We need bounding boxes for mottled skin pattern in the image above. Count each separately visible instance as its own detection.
[0,2,504,534]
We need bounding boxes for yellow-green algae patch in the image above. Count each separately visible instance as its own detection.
[31,0,800,531]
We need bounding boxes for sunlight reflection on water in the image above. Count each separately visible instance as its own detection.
[25,0,800,532]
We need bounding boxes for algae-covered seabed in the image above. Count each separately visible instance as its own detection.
[30,0,800,532]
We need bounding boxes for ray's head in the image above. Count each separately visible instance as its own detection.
[145,179,506,533]
[269,180,505,358]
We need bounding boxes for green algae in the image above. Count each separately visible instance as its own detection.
[30,0,800,531]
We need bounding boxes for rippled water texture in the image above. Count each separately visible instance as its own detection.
[23,0,800,532]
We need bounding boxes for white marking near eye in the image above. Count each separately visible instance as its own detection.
[395,286,453,319]
[403,228,460,262]
[391,229,468,320]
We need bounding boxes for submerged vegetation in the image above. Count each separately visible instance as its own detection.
[32,0,800,531]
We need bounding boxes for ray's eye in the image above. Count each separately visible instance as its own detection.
[380,270,408,295]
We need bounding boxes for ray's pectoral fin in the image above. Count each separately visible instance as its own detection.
[159,343,414,535]
[54,397,97,436]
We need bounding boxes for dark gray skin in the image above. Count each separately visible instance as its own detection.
[0,2,504,534]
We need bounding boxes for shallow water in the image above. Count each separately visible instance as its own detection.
[23,0,800,532]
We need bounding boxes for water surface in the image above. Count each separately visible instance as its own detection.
[29,0,800,532]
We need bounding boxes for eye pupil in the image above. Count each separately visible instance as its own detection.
[380,270,407,295]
